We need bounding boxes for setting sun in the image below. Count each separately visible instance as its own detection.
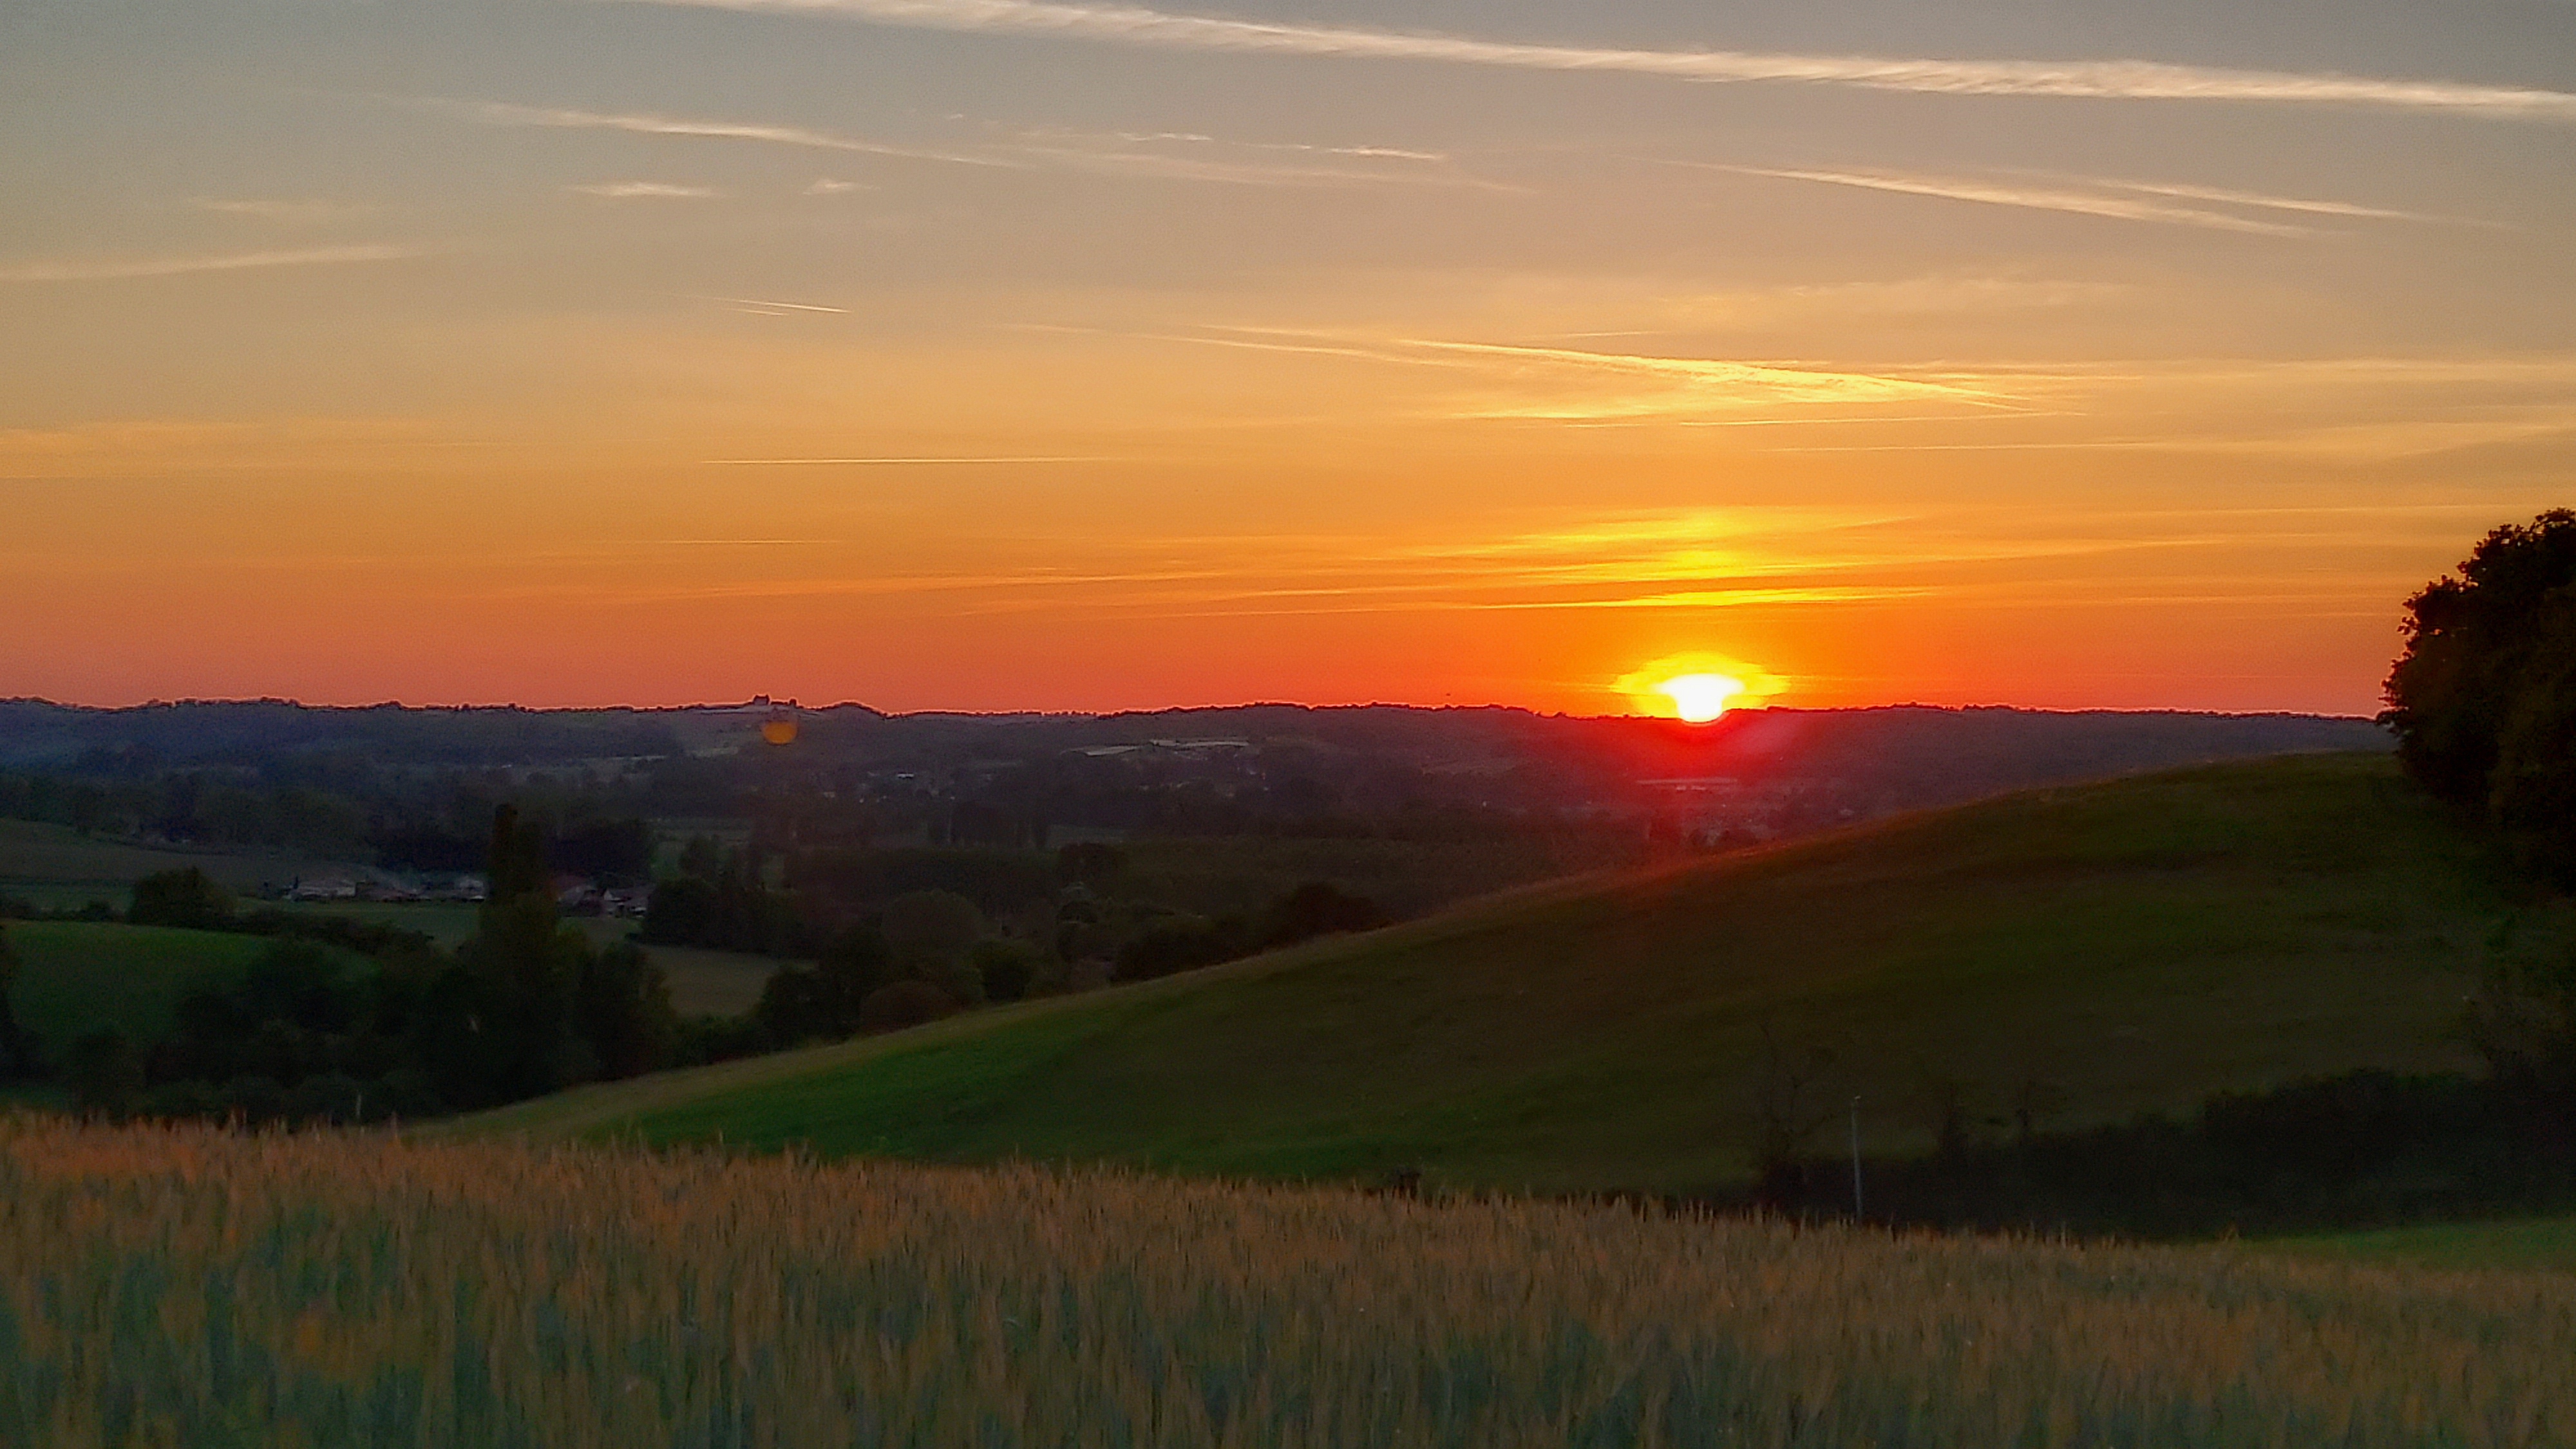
[1615,654,1784,720]
[1657,673,1745,723]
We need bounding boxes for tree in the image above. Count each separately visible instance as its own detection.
[451,802,586,1100]
[486,804,552,905]
[573,941,676,1080]
[128,867,232,930]
[1256,881,1389,949]
[753,926,891,1046]
[2384,510,2576,880]
[878,891,985,974]
[2465,913,2576,1137]
[0,924,32,1079]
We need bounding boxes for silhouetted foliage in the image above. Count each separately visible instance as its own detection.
[2385,509,2576,881]
[1117,915,1245,982]
[574,940,677,1081]
[969,938,1044,1003]
[127,867,232,930]
[753,926,892,1047]
[0,924,31,1079]
[1056,841,1127,889]
[878,890,985,973]
[486,804,551,906]
[66,1028,144,1119]
[1256,880,1389,949]
[641,848,804,954]
[1747,1070,2576,1240]
[2466,914,2576,1139]
[553,817,654,886]
[857,978,960,1033]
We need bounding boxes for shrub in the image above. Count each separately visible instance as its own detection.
[127,867,232,929]
[858,979,960,1033]
[970,938,1044,1003]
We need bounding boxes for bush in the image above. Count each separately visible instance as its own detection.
[857,979,960,1034]
[1117,916,1245,982]
[1256,881,1389,949]
[128,867,232,929]
[878,891,985,973]
[970,938,1045,1003]
[66,1029,144,1119]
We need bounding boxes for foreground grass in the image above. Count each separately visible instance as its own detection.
[462,753,2506,1192]
[4,1118,2569,1448]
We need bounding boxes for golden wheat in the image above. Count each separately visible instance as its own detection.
[0,1115,2567,1446]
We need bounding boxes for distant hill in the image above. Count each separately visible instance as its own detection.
[0,697,2386,860]
[456,752,2496,1193]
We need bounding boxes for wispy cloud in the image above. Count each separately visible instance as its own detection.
[618,0,2576,123]
[437,100,1480,189]
[1720,166,2313,236]
[2088,178,2442,222]
[703,454,1120,463]
[573,180,721,197]
[1001,129,1502,188]
[696,294,849,314]
[804,177,871,193]
[0,244,420,283]
[448,99,1017,167]
[1395,337,2005,406]
[191,198,374,224]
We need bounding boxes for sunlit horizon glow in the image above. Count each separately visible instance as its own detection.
[3,0,2568,716]
[1658,674,1747,724]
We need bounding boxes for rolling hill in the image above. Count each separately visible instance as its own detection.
[457,753,2517,1193]
[2,921,349,1065]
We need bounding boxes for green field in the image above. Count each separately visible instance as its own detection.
[2,921,318,1061]
[460,752,2510,1192]
[0,818,366,907]
[2268,1215,2576,1272]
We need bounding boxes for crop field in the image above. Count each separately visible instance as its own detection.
[463,753,2510,1192]
[2,1117,2568,1447]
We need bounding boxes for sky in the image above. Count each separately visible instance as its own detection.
[3,0,2571,716]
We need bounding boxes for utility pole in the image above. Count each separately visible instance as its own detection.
[1848,1094,1864,1220]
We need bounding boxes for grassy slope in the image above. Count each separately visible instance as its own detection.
[460,753,2508,1193]
[4,922,299,1057]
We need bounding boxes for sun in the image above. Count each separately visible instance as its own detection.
[1657,672,1745,723]
[1613,652,1783,722]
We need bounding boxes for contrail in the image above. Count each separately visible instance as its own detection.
[616,0,2576,122]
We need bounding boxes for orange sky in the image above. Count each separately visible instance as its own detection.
[5,0,2571,715]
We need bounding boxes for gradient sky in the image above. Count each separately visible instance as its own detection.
[5,0,2571,715]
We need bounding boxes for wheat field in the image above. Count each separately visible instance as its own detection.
[2,1117,2568,1447]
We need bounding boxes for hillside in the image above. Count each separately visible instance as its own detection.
[3,922,335,1063]
[459,753,2510,1193]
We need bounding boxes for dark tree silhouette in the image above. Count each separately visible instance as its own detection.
[2385,509,2576,882]
[128,867,232,930]
[0,924,32,1079]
